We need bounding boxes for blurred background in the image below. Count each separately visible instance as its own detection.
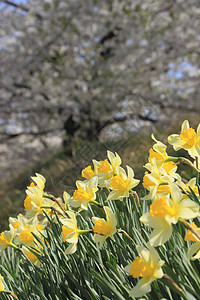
[0,0,200,228]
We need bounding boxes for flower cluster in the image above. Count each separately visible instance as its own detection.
[1,120,200,299]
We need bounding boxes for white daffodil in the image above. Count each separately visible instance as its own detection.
[168,120,200,158]
[69,176,98,210]
[140,183,199,246]
[107,166,140,201]
[61,211,89,254]
[81,159,99,180]
[185,222,200,260]
[125,244,164,298]
[14,216,46,247]
[142,158,179,201]
[0,227,16,251]
[92,206,117,248]
[31,173,46,192]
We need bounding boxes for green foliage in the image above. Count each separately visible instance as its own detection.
[0,191,200,299]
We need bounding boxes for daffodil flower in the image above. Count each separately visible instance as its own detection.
[82,159,99,179]
[25,185,54,219]
[92,206,117,248]
[0,228,17,250]
[14,217,46,247]
[31,173,46,192]
[185,222,200,260]
[142,158,179,201]
[168,120,200,158]
[9,213,24,234]
[125,244,164,298]
[107,166,140,201]
[178,177,199,199]
[69,176,98,210]
[61,211,89,254]
[81,151,122,187]
[149,134,168,163]
[140,183,199,246]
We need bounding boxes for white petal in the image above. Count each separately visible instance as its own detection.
[129,278,152,298]
[65,243,77,254]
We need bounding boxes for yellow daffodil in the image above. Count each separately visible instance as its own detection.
[107,150,121,174]
[0,274,5,292]
[125,244,164,298]
[185,222,200,260]
[25,185,54,219]
[178,177,199,199]
[22,245,42,266]
[92,206,117,248]
[168,120,200,158]
[82,159,99,179]
[31,173,46,192]
[14,217,46,247]
[81,151,121,187]
[61,211,89,254]
[149,134,168,163]
[142,158,179,201]
[9,213,24,234]
[97,151,122,187]
[69,176,98,210]
[107,166,140,201]
[0,228,16,250]
[140,183,199,246]
[62,191,71,210]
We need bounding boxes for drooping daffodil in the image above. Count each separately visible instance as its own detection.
[125,244,164,298]
[140,183,199,246]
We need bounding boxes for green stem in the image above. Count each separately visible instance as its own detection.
[78,229,91,236]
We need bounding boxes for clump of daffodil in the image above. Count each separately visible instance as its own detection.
[185,222,200,260]
[140,183,199,246]
[142,157,178,201]
[125,243,164,298]
[168,120,200,158]
[107,165,140,201]
[69,176,98,210]
[92,206,117,248]
[142,135,182,201]
[61,211,90,254]
[81,151,122,187]
[24,183,55,219]
[0,228,17,251]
